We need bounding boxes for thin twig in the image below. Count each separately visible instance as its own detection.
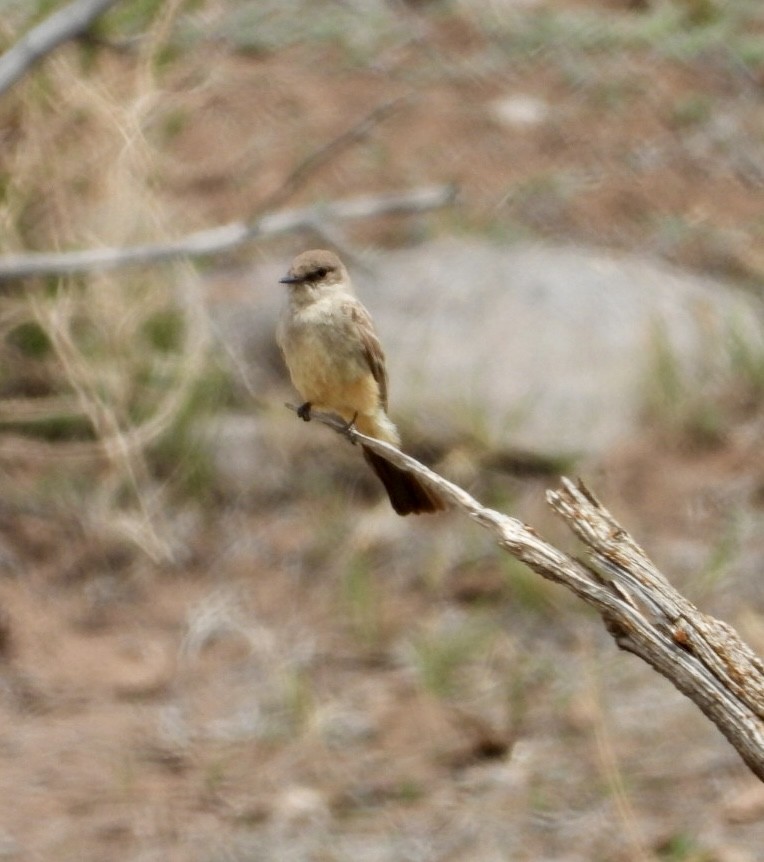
[252,95,410,218]
[293,405,764,782]
[0,185,456,281]
[0,0,122,96]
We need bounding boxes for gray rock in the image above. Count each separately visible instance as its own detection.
[358,239,763,455]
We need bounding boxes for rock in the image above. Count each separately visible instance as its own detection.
[359,239,764,455]
[491,94,550,128]
[272,785,330,828]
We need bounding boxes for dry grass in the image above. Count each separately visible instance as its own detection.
[0,2,216,560]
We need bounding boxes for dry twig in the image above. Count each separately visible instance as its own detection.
[296,406,764,782]
[252,96,410,217]
[0,0,122,96]
[0,185,455,280]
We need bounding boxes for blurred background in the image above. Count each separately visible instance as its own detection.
[1,1,764,859]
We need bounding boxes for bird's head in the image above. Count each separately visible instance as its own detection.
[279,249,348,296]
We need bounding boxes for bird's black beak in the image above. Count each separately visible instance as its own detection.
[279,274,301,284]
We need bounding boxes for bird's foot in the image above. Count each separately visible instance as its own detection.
[297,402,312,422]
[342,412,359,443]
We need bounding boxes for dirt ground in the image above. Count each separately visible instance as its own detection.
[1,1,764,860]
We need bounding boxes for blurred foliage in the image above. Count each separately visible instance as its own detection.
[644,314,764,449]
[410,616,496,698]
[0,0,221,560]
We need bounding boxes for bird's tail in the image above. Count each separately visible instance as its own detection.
[362,445,445,516]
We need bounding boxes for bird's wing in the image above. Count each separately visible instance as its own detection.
[344,299,389,410]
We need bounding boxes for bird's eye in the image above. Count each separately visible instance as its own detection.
[314,267,328,279]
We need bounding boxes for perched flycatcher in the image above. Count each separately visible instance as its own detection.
[277,249,444,515]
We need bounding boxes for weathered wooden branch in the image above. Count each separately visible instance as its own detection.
[296,406,764,782]
[0,0,122,96]
[0,185,455,280]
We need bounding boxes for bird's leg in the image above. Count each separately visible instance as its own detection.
[342,412,359,444]
[296,402,312,422]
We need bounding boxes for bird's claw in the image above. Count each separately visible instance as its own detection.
[342,412,359,444]
[297,402,312,422]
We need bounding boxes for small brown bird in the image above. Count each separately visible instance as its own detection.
[277,249,444,515]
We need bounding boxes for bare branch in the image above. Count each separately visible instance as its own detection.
[0,185,456,281]
[252,95,410,218]
[0,0,122,96]
[296,406,764,782]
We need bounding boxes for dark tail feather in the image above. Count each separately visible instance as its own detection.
[362,446,445,516]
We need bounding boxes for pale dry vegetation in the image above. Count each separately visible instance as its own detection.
[0,1,220,561]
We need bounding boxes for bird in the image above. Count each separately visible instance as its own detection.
[276,249,444,516]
